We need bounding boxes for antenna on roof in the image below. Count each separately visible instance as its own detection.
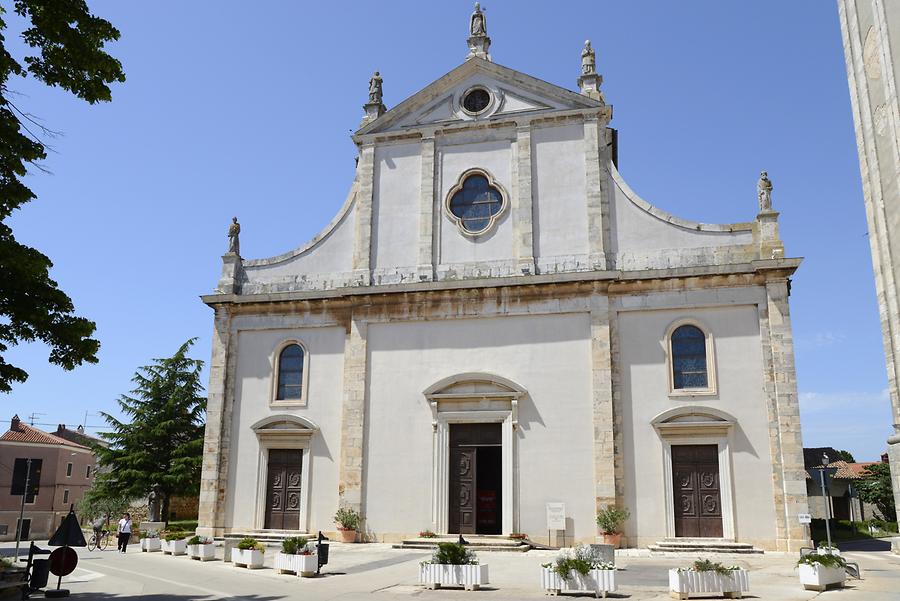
[81,411,97,429]
[28,412,46,426]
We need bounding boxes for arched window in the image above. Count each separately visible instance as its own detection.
[671,325,708,390]
[276,344,305,401]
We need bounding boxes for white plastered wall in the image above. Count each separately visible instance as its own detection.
[225,321,345,533]
[532,123,589,264]
[363,313,594,541]
[372,142,421,277]
[616,300,778,549]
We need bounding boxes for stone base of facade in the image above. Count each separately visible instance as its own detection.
[888,437,900,524]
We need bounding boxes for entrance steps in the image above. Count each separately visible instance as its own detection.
[648,538,763,554]
[225,530,312,547]
[393,535,531,553]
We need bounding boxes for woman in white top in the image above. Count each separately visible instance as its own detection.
[116,513,133,553]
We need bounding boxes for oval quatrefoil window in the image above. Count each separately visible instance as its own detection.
[446,169,507,236]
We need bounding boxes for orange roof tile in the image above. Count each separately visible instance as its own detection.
[1,419,89,449]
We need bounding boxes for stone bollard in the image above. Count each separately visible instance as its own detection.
[223,538,235,563]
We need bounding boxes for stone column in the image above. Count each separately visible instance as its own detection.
[197,305,232,538]
[590,291,617,525]
[339,314,368,520]
[585,117,610,270]
[352,144,375,286]
[759,279,810,551]
[417,136,436,282]
[514,125,535,275]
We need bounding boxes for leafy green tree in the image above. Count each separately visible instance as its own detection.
[856,462,897,522]
[836,450,856,463]
[0,1,125,392]
[92,339,206,523]
[78,487,133,525]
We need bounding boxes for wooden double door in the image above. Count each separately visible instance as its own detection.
[265,449,303,530]
[449,423,502,535]
[672,444,723,538]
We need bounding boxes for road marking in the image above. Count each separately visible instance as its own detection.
[84,561,241,599]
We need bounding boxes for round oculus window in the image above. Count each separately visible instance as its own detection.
[462,88,491,114]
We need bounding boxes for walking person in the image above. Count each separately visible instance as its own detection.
[116,512,132,553]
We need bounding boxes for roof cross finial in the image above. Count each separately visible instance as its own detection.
[467,3,492,62]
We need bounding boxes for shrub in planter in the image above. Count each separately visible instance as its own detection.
[669,559,749,600]
[419,530,438,538]
[275,537,318,577]
[162,531,187,556]
[797,553,846,592]
[334,507,361,543]
[141,530,161,552]
[540,545,617,598]
[232,537,265,569]
[187,535,215,561]
[419,542,488,591]
[595,506,629,548]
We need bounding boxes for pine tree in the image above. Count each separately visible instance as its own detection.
[92,339,206,523]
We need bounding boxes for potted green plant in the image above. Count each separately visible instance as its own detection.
[797,553,846,591]
[162,531,187,556]
[334,507,361,543]
[232,537,265,569]
[669,559,749,599]
[540,544,616,597]
[419,542,488,591]
[595,506,629,548]
[275,536,318,577]
[187,535,215,561]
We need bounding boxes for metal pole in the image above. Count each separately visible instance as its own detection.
[14,458,32,563]
[819,468,832,549]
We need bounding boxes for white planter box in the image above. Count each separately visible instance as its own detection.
[188,543,215,561]
[141,538,161,552]
[162,539,187,556]
[668,569,749,599]
[798,564,845,591]
[419,563,489,591]
[540,567,617,598]
[274,552,318,577]
[231,547,264,569]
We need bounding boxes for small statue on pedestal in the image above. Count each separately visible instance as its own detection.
[581,40,596,75]
[148,483,162,522]
[368,71,383,105]
[227,217,241,255]
[757,171,773,212]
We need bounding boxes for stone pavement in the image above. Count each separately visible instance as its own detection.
[1,539,898,600]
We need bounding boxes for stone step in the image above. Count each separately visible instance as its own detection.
[648,539,763,554]
[225,531,314,546]
[393,536,531,552]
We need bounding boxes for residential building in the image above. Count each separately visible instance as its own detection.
[197,5,810,551]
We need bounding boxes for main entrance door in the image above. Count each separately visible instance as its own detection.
[265,449,303,530]
[672,444,723,537]
[449,423,502,535]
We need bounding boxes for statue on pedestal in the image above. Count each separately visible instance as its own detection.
[757,171,773,212]
[470,2,487,37]
[227,217,240,255]
[581,40,596,75]
[368,71,383,105]
[148,483,162,522]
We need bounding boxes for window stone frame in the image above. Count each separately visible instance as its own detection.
[270,339,311,407]
[444,167,509,238]
[665,318,717,397]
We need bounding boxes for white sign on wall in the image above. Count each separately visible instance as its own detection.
[546,503,566,530]
[798,513,812,524]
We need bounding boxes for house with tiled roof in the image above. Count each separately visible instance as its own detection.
[803,446,884,522]
[0,415,97,541]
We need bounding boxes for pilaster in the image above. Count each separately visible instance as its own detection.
[590,291,617,519]
[585,117,610,270]
[759,280,810,551]
[339,314,369,521]
[417,136,436,281]
[197,306,233,538]
[352,144,375,286]
[514,125,535,275]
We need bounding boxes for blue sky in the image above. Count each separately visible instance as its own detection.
[4,1,892,460]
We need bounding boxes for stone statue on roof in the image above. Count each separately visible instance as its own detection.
[470,2,487,37]
[757,171,773,212]
[227,216,240,255]
[368,71,383,105]
[581,40,596,75]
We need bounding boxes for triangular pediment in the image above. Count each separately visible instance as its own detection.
[356,57,602,135]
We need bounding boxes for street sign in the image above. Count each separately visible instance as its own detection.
[49,547,78,577]
[546,503,566,530]
[798,513,812,524]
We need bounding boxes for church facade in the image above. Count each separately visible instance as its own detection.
[197,6,810,551]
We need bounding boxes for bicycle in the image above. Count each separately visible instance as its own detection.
[88,529,111,551]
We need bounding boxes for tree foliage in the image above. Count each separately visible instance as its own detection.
[92,339,206,522]
[78,486,133,524]
[836,449,856,463]
[856,462,897,522]
[0,1,125,392]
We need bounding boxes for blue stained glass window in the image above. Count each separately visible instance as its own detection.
[277,344,304,400]
[671,325,708,389]
[449,173,504,234]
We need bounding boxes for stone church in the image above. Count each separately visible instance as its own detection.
[197,5,810,551]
